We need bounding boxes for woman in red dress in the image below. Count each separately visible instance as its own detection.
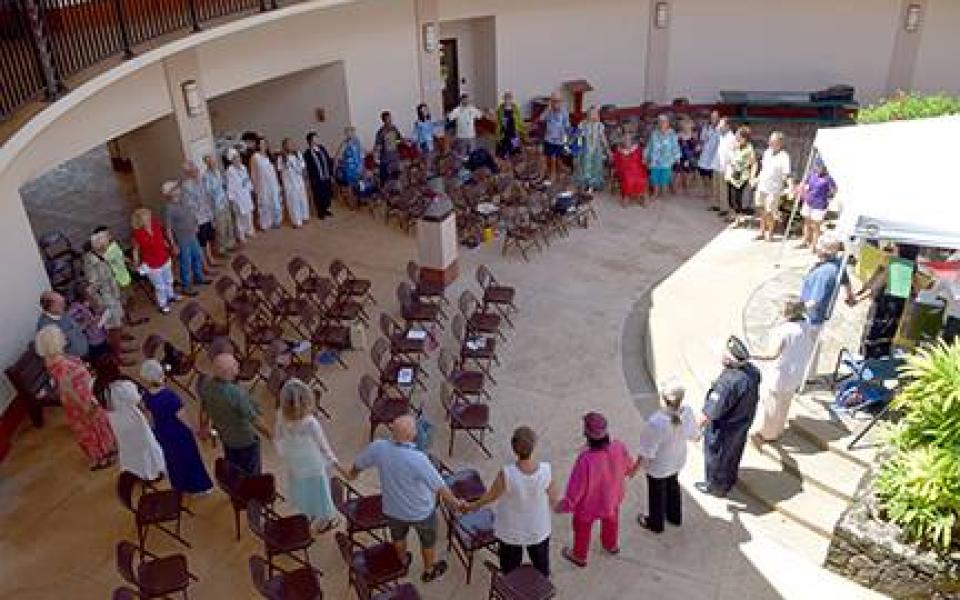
[612,138,649,207]
[36,325,116,470]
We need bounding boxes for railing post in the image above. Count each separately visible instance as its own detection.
[21,0,62,100]
[259,0,268,11]
[186,0,202,32]
[112,0,135,59]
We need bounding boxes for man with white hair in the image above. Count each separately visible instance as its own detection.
[180,160,218,271]
[800,234,856,380]
[346,414,466,583]
[162,179,207,297]
[711,118,737,215]
[224,147,255,243]
[753,131,792,242]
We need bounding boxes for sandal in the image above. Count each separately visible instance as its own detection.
[421,559,448,583]
[561,546,586,568]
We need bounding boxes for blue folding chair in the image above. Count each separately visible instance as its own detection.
[831,348,905,449]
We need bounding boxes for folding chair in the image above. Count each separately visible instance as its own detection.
[484,561,556,600]
[831,348,906,450]
[438,349,492,402]
[335,532,411,597]
[329,259,376,307]
[249,554,322,600]
[287,256,331,308]
[379,312,428,362]
[260,275,311,338]
[407,261,450,311]
[232,254,271,299]
[116,471,192,549]
[141,334,196,401]
[370,337,427,396]
[440,383,492,458]
[301,304,351,369]
[459,290,505,341]
[116,541,197,600]
[330,476,388,542]
[214,458,281,540]
[247,499,315,577]
[215,275,261,333]
[451,314,498,384]
[358,374,416,440]
[397,282,444,336]
[476,264,517,328]
[179,301,229,361]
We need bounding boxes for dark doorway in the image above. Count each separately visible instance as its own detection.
[440,38,460,113]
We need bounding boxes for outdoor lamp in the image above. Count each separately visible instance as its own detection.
[423,23,438,53]
[182,80,203,117]
[904,3,923,32]
[654,2,670,29]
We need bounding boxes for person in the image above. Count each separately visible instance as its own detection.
[494,91,525,159]
[199,352,271,475]
[797,160,836,251]
[750,297,812,443]
[130,207,178,313]
[202,154,236,256]
[375,111,403,183]
[161,180,206,296]
[224,148,255,243]
[725,126,756,223]
[277,138,310,228]
[695,336,761,497]
[83,230,132,365]
[555,412,636,568]
[105,379,166,481]
[612,137,649,207]
[180,160,218,270]
[697,110,722,198]
[94,225,148,327]
[35,325,116,470]
[37,290,89,359]
[250,137,282,230]
[635,382,699,533]
[848,244,917,359]
[346,414,466,583]
[753,132,792,242]
[67,286,111,365]
[675,116,700,192]
[574,106,610,192]
[801,235,855,378]
[303,132,334,219]
[539,92,570,183]
[335,126,365,188]
[141,359,213,494]
[644,115,681,199]
[711,118,737,214]
[464,426,559,577]
[447,93,485,155]
[413,103,437,160]
[275,378,342,534]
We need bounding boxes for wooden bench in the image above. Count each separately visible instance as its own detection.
[719,90,858,124]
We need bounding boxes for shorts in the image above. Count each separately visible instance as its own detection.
[543,141,564,158]
[800,203,827,222]
[756,191,781,213]
[649,167,673,187]
[197,221,215,247]
[387,511,439,549]
[697,167,714,178]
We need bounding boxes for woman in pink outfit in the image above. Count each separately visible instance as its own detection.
[556,412,637,567]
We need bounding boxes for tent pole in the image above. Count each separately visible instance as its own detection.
[799,244,853,395]
[775,145,817,268]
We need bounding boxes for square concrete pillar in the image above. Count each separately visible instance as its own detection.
[416,210,458,287]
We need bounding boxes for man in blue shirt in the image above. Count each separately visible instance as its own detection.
[800,235,854,379]
[347,414,464,583]
[539,92,570,183]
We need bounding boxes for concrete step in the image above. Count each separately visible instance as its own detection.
[789,393,880,469]
[736,444,851,540]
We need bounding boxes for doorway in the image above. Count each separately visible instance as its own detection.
[440,38,460,113]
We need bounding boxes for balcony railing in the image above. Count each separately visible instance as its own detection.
[1,0,295,123]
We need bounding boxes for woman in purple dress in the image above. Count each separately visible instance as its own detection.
[140,359,213,494]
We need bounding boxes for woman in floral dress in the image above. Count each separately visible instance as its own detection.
[644,115,682,200]
[36,325,116,470]
[574,106,611,192]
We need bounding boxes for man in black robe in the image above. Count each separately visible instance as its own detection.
[303,131,334,219]
[695,335,761,498]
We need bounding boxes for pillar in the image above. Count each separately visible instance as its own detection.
[416,201,459,288]
[885,0,928,94]
[162,49,216,168]
[644,0,670,104]
[415,0,444,119]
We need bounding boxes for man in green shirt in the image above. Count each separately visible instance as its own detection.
[200,352,271,475]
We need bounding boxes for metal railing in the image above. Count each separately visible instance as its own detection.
[1,0,287,122]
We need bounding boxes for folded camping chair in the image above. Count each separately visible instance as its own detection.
[831,348,905,449]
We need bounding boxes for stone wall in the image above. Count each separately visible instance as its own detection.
[826,475,960,599]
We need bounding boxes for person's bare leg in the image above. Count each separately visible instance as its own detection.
[393,539,408,559]
[421,547,435,570]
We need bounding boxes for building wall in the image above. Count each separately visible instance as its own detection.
[209,62,350,153]
[666,0,902,103]
[912,0,960,94]
[115,115,184,209]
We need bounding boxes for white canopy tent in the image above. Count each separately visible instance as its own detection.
[814,115,960,249]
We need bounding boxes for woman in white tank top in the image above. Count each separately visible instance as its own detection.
[465,426,558,577]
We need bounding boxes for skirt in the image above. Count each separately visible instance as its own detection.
[290,473,335,523]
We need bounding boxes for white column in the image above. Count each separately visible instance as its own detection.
[415,0,444,119]
[163,49,216,167]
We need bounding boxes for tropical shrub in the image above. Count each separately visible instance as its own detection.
[857,92,960,124]
[874,342,960,551]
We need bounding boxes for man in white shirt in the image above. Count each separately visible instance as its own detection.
[447,93,485,155]
[711,118,737,215]
[753,131,792,242]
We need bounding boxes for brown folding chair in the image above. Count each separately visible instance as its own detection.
[406,260,449,311]
[438,348,491,402]
[501,210,542,261]
[368,583,421,600]
[451,314,499,384]
[484,561,556,600]
[232,254,271,298]
[397,282,444,335]
[179,301,229,360]
[142,334,197,401]
[207,336,262,391]
[335,532,411,598]
[262,352,330,419]
[445,505,496,584]
[459,290,505,341]
[117,471,192,549]
[247,499,315,577]
[214,458,281,540]
[476,265,517,328]
[316,278,368,327]
[379,312,427,362]
[260,275,311,337]
[329,259,376,307]
[301,304,351,369]
[236,304,284,359]
[370,337,427,395]
[429,455,488,504]
[215,275,261,332]
[330,476,388,543]
[287,256,332,307]
[116,541,197,600]
[440,383,492,458]
[249,555,322,600]
[358,374,415,440]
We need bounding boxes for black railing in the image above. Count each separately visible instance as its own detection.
[0,0,289,123]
